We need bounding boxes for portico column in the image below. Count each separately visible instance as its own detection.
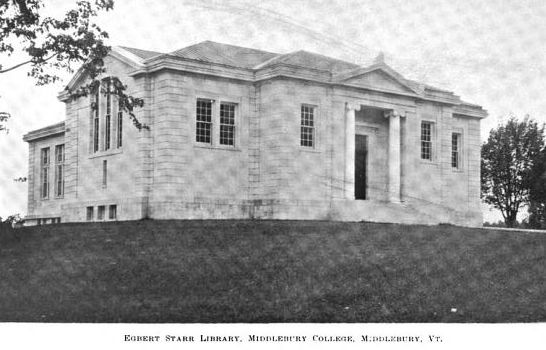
[345,103,359,199]
[385,110,403,203]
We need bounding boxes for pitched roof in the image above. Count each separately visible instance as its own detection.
[119,41,364,73]
[111,41,480,111]
[256,50,360,73]
[169,41,278,69]
[118,46,163,60]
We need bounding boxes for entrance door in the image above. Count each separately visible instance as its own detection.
[355,135,368,200]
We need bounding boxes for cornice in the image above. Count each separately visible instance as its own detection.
[56,48,487,118]
[23,122,65,142]
[453,104,488,119]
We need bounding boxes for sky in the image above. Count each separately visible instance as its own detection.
[1,0,546,222]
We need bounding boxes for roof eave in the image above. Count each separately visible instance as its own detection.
[453,104,488,119]
[23,122,65,142]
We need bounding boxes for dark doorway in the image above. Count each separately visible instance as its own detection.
[355,135,368,200]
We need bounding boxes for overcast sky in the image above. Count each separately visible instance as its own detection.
[1,0,545,221]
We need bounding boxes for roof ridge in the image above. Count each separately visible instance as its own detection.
[170,40,278,55]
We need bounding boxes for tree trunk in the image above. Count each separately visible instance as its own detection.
[505,211,518,228]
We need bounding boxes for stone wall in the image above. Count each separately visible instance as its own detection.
[61,56,146,222]
[26,53,484,227]
[26,134,65,220]
[148,71,254,218]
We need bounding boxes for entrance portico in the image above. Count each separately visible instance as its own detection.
[344,102,405,203]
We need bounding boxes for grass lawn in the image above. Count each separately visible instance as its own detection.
[0,220,544,322]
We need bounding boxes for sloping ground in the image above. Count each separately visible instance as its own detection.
[0,220,544,323]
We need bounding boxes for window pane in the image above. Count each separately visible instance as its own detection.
[41,148,50,198]
[421,122,432,160]
[93,117,99,152]
[220,103,236,145]
[105,113,111,150]
[196,99,212,143]
[300,105,314,147]
[106,80,112,115]
[451,133,460,168]
[117,111,123,148]
[93,91,100,153]
[102,160,107,187]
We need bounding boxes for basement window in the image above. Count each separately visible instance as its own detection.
[86,206,94,221]
[109,205,117,220]
[97,205,105,221]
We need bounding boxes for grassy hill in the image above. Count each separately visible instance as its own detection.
[0,220,544,322]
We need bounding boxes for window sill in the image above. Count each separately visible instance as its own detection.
[89,148,123,159]
[299,146,321,153]
[193,143,241,152]
[451,168,464,173]
[420,160,438,166]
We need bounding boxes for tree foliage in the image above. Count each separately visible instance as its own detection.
[0,111,9,134]
[527,148,546,228]
[1,0,113,83]
[0,0,147,129]
[481,116,545,227]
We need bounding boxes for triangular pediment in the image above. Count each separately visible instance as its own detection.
[341,69,416,94]
[64,47,144,92]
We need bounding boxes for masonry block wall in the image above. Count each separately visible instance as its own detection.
[61,56,146,221]
[24,44,486,226]
[259,79,332,202]
[27,134,65,219]
[149,72,254,219]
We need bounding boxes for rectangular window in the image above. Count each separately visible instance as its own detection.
[300,105,315,147]
[86,206,94,221]
[105,80,112,150]
[452,133,461,168]
[102,160,107,188]
[219,103,236,146]
[97,205,105,220]
[421,121,432,160]
[40,147,50,199]
[54,144,64,197]
[196,99,212,143]
[93,90,100,153]
[109,205,117,220]
[117,110,123,148]
[105,114,111,150]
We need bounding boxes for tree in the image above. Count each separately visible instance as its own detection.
[527,148,546,228]
[0,111,9,134]
[0,0,147,130]
[481,116,545,227]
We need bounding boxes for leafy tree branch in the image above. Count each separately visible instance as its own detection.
[0,0,148,130]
